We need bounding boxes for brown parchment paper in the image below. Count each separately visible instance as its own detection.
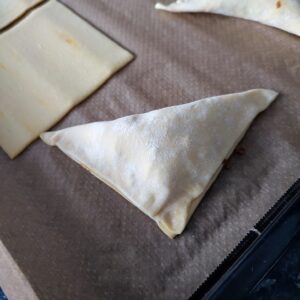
[0,1,300,299]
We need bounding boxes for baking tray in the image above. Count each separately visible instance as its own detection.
[190,178,300,300]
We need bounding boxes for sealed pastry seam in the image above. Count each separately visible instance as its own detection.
[51,139,153,219]
[41,89,278,238]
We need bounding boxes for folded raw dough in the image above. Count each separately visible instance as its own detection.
[155,0,300,36]
[0,0,45,30]
[41,89,278,238]
[0,0,133,159]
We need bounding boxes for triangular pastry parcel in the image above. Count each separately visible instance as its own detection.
[41,89,278,238]
[0,0,133,159]
[155,0,300,36]
[0,0,45,30]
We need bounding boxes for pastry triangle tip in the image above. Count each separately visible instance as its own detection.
[40,132,56,146]
[245,88,278,107]
[156,219,178,239]
[155,2,182,11]
[260,89,279,105]
[155,3,168,10]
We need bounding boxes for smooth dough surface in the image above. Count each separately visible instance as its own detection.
[155,0,300,36]
[41,89,278,238]
[0,0,133,159]
[0,0,45,30]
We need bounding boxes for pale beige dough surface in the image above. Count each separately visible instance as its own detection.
[0,0,45,29]
[155,0,300,36]
[41,89,278,238]
[0,0,133,159]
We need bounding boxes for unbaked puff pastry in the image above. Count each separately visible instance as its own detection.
[155,0,300,36]
[41,89,278,238]
[0,0,133,158]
